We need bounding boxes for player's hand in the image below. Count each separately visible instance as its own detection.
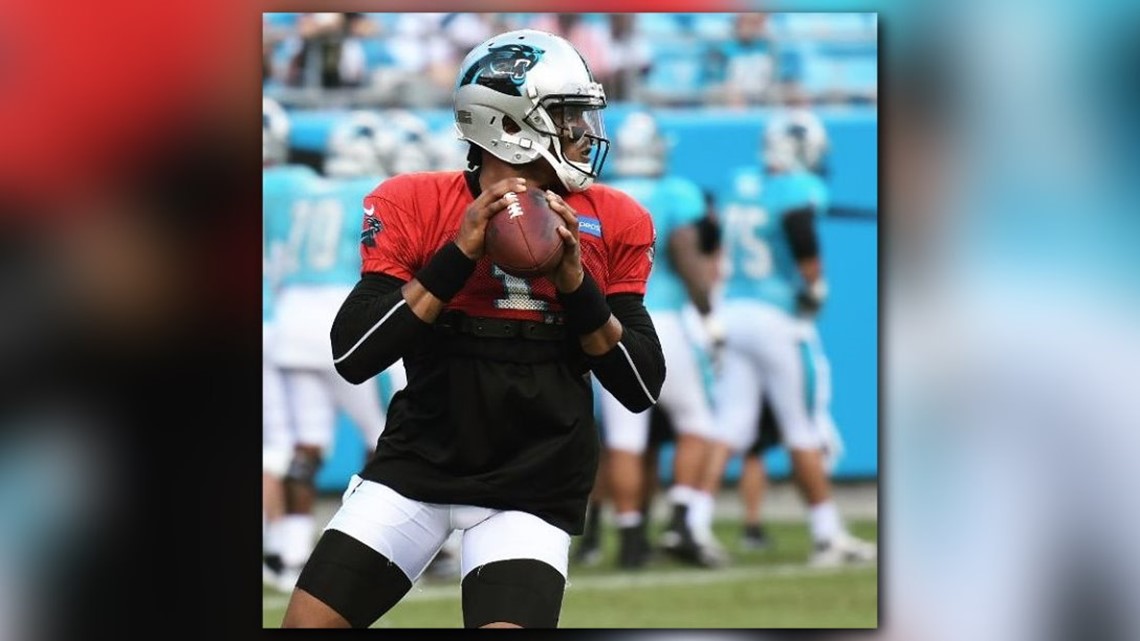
[819,414,845,474]
[455,177,528,260]
[703,313,727,375]
[795,279,829,317]
[546,190,585,293]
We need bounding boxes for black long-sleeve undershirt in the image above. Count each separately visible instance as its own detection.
[329,273,666,413]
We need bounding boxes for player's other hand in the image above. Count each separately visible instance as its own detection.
[546,190,585,293]
[455,177,528,260]
[795,279,828,317]
[703,313,727,375]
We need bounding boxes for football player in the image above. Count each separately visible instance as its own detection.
[281,30,665,628]
[264,109,398,592]
[262,97,294,586]
[692,108,874,567]
[596,110,726,568]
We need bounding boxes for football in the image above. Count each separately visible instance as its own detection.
[485,188,565,278]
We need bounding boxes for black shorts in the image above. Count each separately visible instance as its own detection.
[362,333,601,535]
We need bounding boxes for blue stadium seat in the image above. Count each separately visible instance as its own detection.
[264,12,300,31]
[635,14,684,38]
[643,40,716,103]
[365,12,400,33]
[769,13,876,40]
[359,38,394,68]
[782,40,877,99]
[691,13,735,40]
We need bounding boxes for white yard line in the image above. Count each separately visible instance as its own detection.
[263,561,876,610]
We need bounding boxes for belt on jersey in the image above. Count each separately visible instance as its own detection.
[435,311,567,342]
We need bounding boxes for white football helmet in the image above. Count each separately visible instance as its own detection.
[453,29,609,192]
[263,97,290,166]
[373,109,436,176]
[324,110,389,179]
[612,110,668,178]
[763,108,829,172]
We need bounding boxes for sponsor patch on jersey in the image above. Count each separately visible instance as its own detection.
[360,214,383,247]
[578,216,602,238]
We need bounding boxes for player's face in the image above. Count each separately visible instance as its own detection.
[548,105,604,164]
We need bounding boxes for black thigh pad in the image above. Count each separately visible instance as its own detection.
[295,529,412,628]
[461,559,566,628]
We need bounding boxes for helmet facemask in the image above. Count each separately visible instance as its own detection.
[526,96,610,191]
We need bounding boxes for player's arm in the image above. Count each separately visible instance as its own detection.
[331,178,527,384]
[695,192,725,282]
[782,205,827,313]
[331,272,422,384]
[546,192,665,413]
[668,225,713,315]
[670,187,725,351]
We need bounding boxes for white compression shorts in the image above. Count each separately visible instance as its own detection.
[325,475,571,583]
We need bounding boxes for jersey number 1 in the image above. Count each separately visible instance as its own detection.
[492,266,549,311]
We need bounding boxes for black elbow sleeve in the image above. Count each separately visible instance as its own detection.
[783,207,819,261]
[588,294,666,412]
[330,273,428,383]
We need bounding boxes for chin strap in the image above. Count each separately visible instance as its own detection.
[532,137,593,192]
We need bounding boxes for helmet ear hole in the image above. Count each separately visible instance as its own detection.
[502,116,521,134]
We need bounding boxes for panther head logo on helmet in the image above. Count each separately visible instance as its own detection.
[459,43,545,94]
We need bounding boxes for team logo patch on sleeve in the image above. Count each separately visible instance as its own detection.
[361,214,383,247]
[578,216,602,238]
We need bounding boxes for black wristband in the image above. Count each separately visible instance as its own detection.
[415,242,476,302]
[556,271,612,335]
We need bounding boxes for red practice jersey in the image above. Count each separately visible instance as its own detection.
[360,171,656,322]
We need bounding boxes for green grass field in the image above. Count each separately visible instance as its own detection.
[262,520,877,628]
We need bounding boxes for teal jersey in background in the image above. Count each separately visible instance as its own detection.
[607,175,706,312]
[263,164,323,320]
[720,166,829,312]
[277,172,385,289]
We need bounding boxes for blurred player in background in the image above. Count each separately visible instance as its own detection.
[693,108,872,566]
[737,396,787,550]
[263,97,296,585]
[282,29,664,628]
[596,110,725,569]
[571,387,610,567]
[322,110,391,180]
[264,108,400,592]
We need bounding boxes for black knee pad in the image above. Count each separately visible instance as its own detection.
[285,449,320,484]
[295,529,411,628]
[461,559,566,628]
